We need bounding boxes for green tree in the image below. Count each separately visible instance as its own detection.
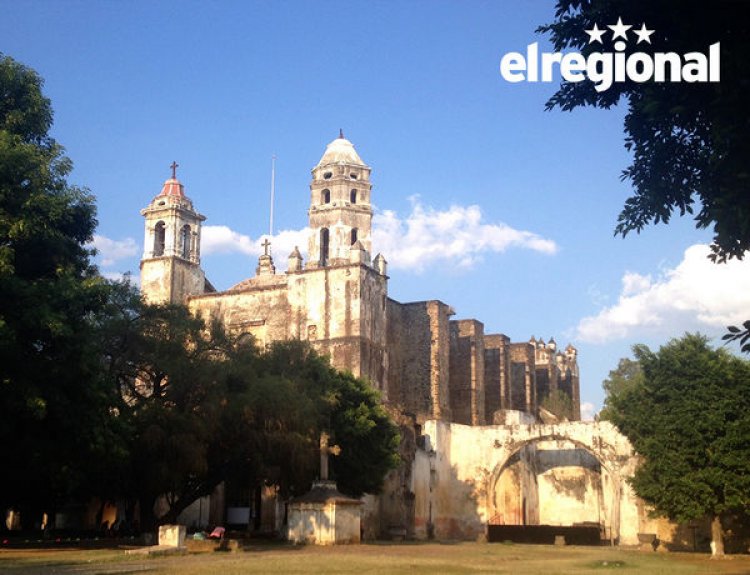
[540,389,574,421]
[606,334,750,556]
[722,320,750,354]
[598,354,644,421]
[539,0,750,262]
[257,341,401,498]
[539,1,750,349]
[95,288,309,529]
[99,289,399,530]
[0,53,113,528]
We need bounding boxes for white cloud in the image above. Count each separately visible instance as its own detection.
[575,244,750,344]
[202,225,257,256]
[580,402,596,422]
[200,200,556,273]
[91,234,138,266]
[202,225,309,263]
[372,198,557,271]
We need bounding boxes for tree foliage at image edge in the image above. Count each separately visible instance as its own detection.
[605,335,750,527]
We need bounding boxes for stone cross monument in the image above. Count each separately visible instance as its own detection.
[319,431,341,481]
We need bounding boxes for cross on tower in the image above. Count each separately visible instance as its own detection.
[319,431,341,481]
[261,238,271,256]
[170,161,179,179]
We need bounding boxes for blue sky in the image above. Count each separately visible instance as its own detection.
[3,1,748,416]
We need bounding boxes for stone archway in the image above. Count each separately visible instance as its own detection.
[417,419,639,544]
[488,435,615,539]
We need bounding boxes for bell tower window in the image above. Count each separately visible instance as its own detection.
[154,221,166,256]
[351,228,358,245]
[350,189,357,204]
[320,228,330,266]
[322,189,331,204]
[181,225,191,259]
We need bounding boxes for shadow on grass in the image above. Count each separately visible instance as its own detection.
[588,559,627,569]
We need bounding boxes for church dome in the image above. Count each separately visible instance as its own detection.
[158,177,185,198]
[316,131,366,168]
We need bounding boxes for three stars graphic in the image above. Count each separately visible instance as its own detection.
[586,18,654,45]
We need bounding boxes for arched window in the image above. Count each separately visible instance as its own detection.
[323,172,332,180]
[350,189,357,204]
[351,228,358,245]
[320,228,330,266]
[181,225,191,259]
[154,221,166,256]
[322,189,331,204]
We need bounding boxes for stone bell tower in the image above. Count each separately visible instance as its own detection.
[140,162,207,304]
[307,131,373,267]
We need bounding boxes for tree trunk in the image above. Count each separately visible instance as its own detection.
[710,514,725,557]
[157,478,225,528]
[138,495,157,536]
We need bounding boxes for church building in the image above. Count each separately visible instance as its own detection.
[140,133,581,429]
[137,134,666,545]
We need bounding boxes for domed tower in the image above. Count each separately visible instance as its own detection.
[140,163,207,304]
[307,131,373,267]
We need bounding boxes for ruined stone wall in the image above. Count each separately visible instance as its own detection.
[484,334,510,423]
[429,302,452,420]
[449,320,485,426]
[509,343,536,413]
[535,366,551,401]
[559,361,581,422]
[558,369,573,401]
[386,300,451,421]
[571,371,581,421]
[416,420,641,544]
[386,301,426,416]
[535,440,603,526]
[412,442,433,539]
[371,417,418,539]
[490,445,539,525]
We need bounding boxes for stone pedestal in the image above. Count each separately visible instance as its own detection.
[287,480,362,545]
[256,253,276,276]
[158,524,186,548]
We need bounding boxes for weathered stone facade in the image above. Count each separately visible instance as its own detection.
[140,135,581,425]
[413,420,641,545]
[140,134,647,542]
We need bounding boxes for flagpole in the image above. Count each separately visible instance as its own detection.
[269,154,276,250]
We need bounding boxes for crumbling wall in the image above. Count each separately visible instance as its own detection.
[419,419,641,544]
[449,320,485,425]
[509,343,536,413]
[484,334,510,423]
[387,300,451,422]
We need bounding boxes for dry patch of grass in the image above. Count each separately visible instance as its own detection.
[2,542,750,574]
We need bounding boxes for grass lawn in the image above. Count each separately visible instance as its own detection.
[2,542,750,574]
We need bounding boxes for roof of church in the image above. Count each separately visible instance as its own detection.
[316,133,366,168]
[158,177,186,198]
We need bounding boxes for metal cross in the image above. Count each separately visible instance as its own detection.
[170,161,179,179]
